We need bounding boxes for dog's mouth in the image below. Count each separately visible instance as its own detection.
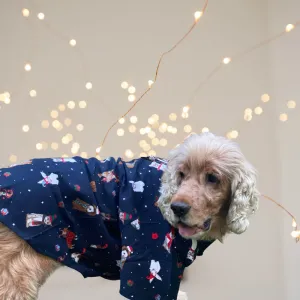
[177,219,212,237]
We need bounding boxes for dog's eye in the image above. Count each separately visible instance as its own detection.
[206,174,219,184]
[179,171,185,180]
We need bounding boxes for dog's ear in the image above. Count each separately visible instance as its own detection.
[226,161,259,234]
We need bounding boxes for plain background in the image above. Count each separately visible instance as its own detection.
[0,0,299,299]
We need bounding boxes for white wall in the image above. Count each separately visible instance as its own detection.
[0,0,298,299]
[268,0,300,299]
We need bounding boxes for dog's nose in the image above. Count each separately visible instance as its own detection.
[171,202,191,218]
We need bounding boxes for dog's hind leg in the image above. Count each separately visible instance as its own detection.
[0,223,60,300]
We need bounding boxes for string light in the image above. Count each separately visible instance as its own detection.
[181,112,189,119]
[50,110,59,118]
[69,39,77,47]
[22,8,30,17]
[148,150,156,156]
[184,125,192,133]
[139,140,147,148]
[0,92,11,104]
[254,106,263,115]
[202,127,209,133]
[285,24,295,32]
[67,101,76,109]
[130,116,138,124]
[79,100,87,108]
[139,128,146,135]
[29,90,37,97]
[96,147,102,154]
[167,126,173,133]
[148,80,154,87]
[22,125,30,132]
[287,100,296,109]
[223,57,231,64]
[41,120,50,129]
[148,131,156,139]
[279,113,288,122]
[145,126,151,133]
[142,144,151,152]
[140,152,147,157]
[58,104,66,111]
[182,106,190,113]
[9,155,17,163]
[24,63,31,71]
[194,11,203,22]
[227,130,239,139]
[169,113,177,121]
[51,143,59,150]
[128,125,136,133]
[117,128,125,136]
[159,138,168,147]
[81,152,88,158]
[118,118,125,124]
[97,0,210,153]
[171,127,178,134]
[76,124,84,131]
[125,149,134,159]
[64,118,72,126]
[37,13,45,20]
[121,82,129,89]
[36,143,43,150]
[85,82,92,90]
[128,86,136,94]
[261,94,270,103]
[128,95,136,102]
[159,123,168,133]
[152,138,160,146]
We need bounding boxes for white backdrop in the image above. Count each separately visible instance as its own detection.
[0,0,299,299]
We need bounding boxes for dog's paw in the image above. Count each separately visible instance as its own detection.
[177,290,188,300]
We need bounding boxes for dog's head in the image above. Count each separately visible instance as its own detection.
[158,133,259,241]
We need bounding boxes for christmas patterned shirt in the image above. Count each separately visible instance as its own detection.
[0,156,214,300]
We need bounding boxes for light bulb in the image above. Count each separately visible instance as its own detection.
[128,125,136,133]
[148,80,154,87]
[22,125,30,132]
[152,138,160,146]
[244,114,253,121]
[36,143,43,150]
[76,124,84,131]
[287,100,296,109]
[261,94,270,103]
[159,138,168,147]
[128,95,136,102]
[202,127,209,133]
[29,90,37,97]
[22,8,30,17]
[96,147,102,154]
[167,126,173,133]
[58,104,66,111]
[279,113,288,122]
[148,131,156,139]
[9,155,17,163]
[254,106,263,115]
[194,11,203,21]
[140,128,146,135]
[139,140,147,147]
[169,113,177,121]
[152,114,159,121]
[37,13,45,20]
[119,118,125,124]
[291,231,300,238]
[66,134,73,142]
[171,127,178,134]
[85,82,92,90]
[285,24,295,32]
[128,86,136,94]
[69,39,77,47]
[244,108,252,115]
[41,120,50,128]
[81,152,88,158]
[184,125,192,133]
[52,120,60,129]
[64,118,72,126]
[24,63,31,71]
[145,126,151,133]
[117,128,125,136]
[223,57,231,64]
[51,143,59,150]
[125,149,134,159]
[182,106,190,113]
[50,110,59,118]
[130,116,138,124]
[148,150,156,156]
[182,112,189,119]
[148,117,155,125]
[79,100,87,108]
[143,144,151,152]
[67,101,76,109]
[292,219,297,228]
[140,152,147,157]
[121,81,129,89]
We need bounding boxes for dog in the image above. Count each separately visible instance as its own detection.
[0,133,259,299]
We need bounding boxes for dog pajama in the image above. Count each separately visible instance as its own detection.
[0,156,214,299]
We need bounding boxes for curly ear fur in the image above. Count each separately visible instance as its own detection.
[226,160,259,234]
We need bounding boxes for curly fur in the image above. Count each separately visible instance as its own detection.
[158,133,259,241]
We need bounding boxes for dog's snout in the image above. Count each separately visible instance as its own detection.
[171,202,191,218]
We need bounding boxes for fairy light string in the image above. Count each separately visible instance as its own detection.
[96,0,210,155]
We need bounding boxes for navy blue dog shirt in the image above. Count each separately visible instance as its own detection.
[0,156,214,299]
